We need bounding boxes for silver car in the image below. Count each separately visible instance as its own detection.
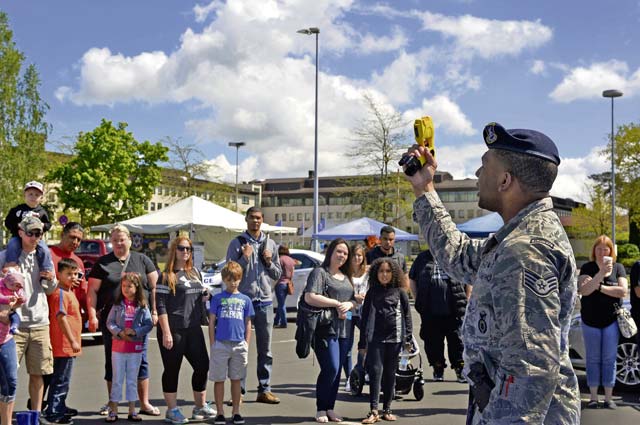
[569,299,640,390]
[202,248,325,311]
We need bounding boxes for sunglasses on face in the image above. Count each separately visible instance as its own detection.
[26,230,43,238]
[177,246,192,252]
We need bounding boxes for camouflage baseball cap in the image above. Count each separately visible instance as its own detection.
[19,215,44,233]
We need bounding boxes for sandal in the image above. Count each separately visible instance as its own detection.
[587,400,599,409]
[327,410,342,422]
[127,413,142,422]
[138,406,160,416]
[362,411,380,424]
[105,411,118,423]
[381,409,397,421]
[315,411,329,423]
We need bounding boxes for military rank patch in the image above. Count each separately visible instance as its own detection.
[530,237,555,250]
[523,268,558,298]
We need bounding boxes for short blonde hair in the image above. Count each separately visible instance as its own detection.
[221,261,243,283]
[110,224,131,239]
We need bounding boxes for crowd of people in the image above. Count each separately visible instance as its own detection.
[2,121,640,425]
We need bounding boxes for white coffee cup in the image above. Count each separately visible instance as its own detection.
[603,256,613,265]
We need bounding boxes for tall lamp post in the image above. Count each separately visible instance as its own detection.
[228,141,245,212]
[297,26,320,251]
[602,89,623,247]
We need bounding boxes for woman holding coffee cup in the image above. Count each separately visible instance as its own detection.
[578,235,628,409]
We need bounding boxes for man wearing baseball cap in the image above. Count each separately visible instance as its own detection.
[0,215,58,418]
[3,181,54,277]
[404,122,580,423]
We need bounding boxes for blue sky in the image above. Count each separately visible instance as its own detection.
[4,0,640,202]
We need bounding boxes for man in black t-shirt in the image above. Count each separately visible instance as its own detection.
[366,226,408,289]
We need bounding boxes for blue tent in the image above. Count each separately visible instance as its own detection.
[312,217,419,241]
[456,212,504,237]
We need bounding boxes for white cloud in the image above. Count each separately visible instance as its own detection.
[370,49,432,104]
[530,59,546,75]
[549,60,640,102]
[551,145,609,202]
[436,143,484,178]
[402,95,475,136]
[416,11,552,59]
[358,26,408,54]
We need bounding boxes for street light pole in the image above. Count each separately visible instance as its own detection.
[602,89,623,247]
[297,27,320,251]
[228,142,245,213]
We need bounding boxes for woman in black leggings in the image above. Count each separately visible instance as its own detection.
[157,236,214,424]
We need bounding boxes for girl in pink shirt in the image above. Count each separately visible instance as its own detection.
[105,273,153,422]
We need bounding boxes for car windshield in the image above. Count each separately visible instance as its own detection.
[76,241,113,254]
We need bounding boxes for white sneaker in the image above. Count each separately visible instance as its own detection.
[192,402,216,420]
[345,381,351,393]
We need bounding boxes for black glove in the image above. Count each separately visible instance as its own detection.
[467,362,495,413]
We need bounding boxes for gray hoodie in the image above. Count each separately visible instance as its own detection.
[226,231,282,303]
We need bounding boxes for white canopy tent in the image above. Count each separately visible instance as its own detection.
[91,196,297,260]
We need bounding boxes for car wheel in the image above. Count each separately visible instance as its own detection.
[615,339,640,390]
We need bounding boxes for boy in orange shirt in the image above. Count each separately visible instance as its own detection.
[45,258,83,424]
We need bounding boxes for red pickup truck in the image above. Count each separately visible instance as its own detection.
[75,239,112,275]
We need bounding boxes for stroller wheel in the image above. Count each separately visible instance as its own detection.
[413,381,424,401]
[349,367,365,396]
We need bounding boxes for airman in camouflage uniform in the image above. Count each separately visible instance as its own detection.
[404,122,580,424]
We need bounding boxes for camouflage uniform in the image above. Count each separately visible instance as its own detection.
[414,192,580,424]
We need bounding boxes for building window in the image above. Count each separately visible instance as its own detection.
[336,212,342,219]
[289,213,295,221]
[467,209,475,219]
[275,214,280,221]
[297,213,303,221]
[328,212,333,219]
[321,213,326,219]
[165,203,170,208]
[144,202,149,211]
[458,210,464,218]
[150,202,156,211]
[242,196,249,205]
[449,210,455,218]
[282,212,287,221]
[305,213,311,221]
[476,210,483,217]
[158,203,163,210]
[344,212,350,219]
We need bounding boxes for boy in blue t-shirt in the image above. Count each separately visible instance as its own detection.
[209,261,254,425]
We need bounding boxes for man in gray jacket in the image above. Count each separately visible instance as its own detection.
[226,207,282,404]
[0,216,57,416]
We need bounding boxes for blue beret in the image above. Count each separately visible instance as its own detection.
[482,122,560,165]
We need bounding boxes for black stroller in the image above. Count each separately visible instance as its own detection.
[349,336,425,401]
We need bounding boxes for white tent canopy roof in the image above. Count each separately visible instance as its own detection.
[91,196,297,235]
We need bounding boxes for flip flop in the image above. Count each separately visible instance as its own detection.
[327,410,343,422]
[138,406,160,416]
[105,411,118,423]
[127,413,143,422]
[315,411,329,423]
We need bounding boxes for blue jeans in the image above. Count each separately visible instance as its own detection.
[274,284,288,327]
[111,352,143,402]
[45,357,74,420]
[314,337,351,411]
[5,237,53,271]
[0,338,17,403]
[102,330,149,381]
[244,302,273,393]
[582,320,619,388]
[342,317,358,380]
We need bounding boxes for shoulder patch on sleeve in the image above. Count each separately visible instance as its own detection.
[530,238,555,250]
[523,268,558,298]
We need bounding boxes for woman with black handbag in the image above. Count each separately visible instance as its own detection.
[156,236,215,424]
[304,238,356,423]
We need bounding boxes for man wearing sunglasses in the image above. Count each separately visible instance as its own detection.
[0,216,58,418]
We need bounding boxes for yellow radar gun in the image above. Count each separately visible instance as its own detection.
[399,116,435,176]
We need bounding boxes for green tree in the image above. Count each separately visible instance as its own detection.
[47,119,168,226]
[612,122,640,245]
[344,93,411,223]
[0,12,50,223]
